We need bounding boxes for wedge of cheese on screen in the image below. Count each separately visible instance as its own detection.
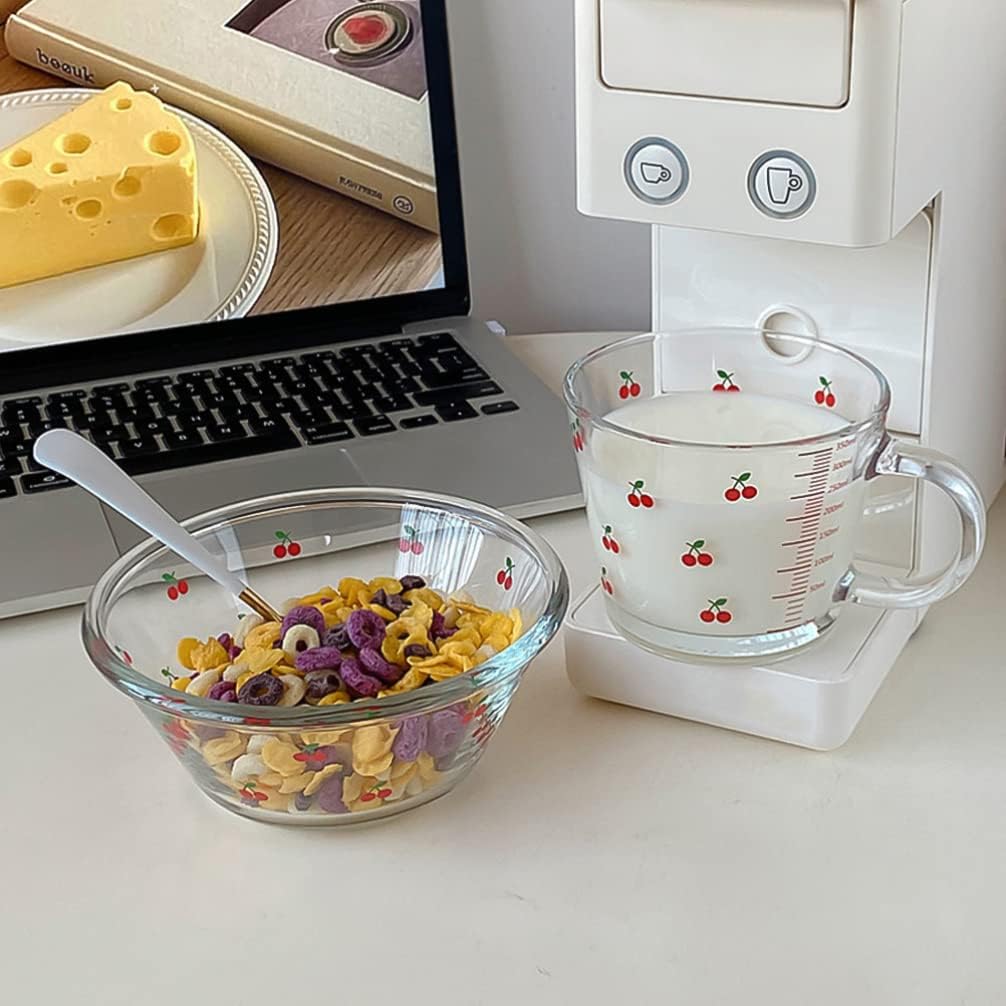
[0,81,199,289]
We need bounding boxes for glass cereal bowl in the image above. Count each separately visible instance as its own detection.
[82,488,568,825]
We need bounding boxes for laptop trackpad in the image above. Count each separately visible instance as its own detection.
[103,450,366,553]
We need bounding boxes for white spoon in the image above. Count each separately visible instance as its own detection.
[34,429,282,622]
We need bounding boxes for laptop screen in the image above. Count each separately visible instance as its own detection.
[0,0,449,359]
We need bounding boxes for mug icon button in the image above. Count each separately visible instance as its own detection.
[748,151,816,219]
[624,139,690,205]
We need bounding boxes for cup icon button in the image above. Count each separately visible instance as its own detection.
[748,152,816,219]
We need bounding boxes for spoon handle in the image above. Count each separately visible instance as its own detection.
[34,430,270,613]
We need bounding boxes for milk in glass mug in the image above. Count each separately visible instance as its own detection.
[564,330,986,661]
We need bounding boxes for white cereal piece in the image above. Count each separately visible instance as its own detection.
[234,613,264,647]
[442,604,460,629]
[475,643,497,662]
[281,625,320,660]
[277,674,307,707]
[406,775,425,797]
[187,668,223,697]
[246,734,271,755]
[222,664,242,683]
[231,753,268,782]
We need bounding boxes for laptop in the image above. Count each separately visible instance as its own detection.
[0,0,581,618]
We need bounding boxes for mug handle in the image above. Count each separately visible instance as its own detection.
[836,439,987,609]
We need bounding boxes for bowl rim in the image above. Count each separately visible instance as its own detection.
[82,487,569,725]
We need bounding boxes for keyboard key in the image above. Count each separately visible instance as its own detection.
[117,429,299,477]
[435,402,479,423]
[163,430,204,450]
[399,414,439,430]
[92,383,129,395]
[135,375,173,387]
[134,417,174,437]
[92,424,130,443]
[419,368,489,389]
[371,395,413,414]
[206,423,246,443]
[303,422,354,445]
[119,437,160,458]
[413,381,503,408]
[2,403,41,425]
[482,400,521,416]
[48,389,87,401]
[0,456,22,477]
[250,416,287,437]
[22,471,73,493]
[0,477,16,500]
[0,425,24,447]
[354,414,396,437]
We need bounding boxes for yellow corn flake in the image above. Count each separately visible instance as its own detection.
[342,774,368,804]
[191,637,228,673]
[390,759,417,781]
[318,691,351,706]
[261,738,305,777]
[478,612,508,639]
[509,608,523,643]
[260,790,292,813]
[236,670,258,693]
[456,599,491,617]
[279,773,313,794]
[319,601,346,628]
[402,588,443,612]
[259,771,284,787]
[427,661,468,682]
[303,763,342,797]
[338,577,370,607]
[176,637,200,670]
[417,752,439,782]
[367,603,397,622]
[244,622,282,650]
[202,732,245,766]
[171,676,192,692]
[406,599,435,629]
[300,729,350,746]
[235,648,285,676]
[367,576,403,596]
[297,588,339,607]
[439,640,477,659]
[485,633,511,653]
[353,724,396,760]
[356,754,394,777]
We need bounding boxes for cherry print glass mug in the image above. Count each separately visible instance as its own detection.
[564,330,987,661]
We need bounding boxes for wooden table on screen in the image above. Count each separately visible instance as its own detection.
[0,34,444,314]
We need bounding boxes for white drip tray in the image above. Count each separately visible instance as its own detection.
[564,586,921,750]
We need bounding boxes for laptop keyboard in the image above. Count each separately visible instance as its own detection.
[0,333,520,499]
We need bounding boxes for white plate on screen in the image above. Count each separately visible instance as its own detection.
[0,88,278,350]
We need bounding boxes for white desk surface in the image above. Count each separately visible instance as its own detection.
[2,333,1004,1006]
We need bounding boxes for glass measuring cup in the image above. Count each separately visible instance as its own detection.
[564,330,986,661]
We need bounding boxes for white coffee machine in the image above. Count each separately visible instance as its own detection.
[564,0,1006,748]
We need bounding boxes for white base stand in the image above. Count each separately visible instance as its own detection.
[564,585,921,750]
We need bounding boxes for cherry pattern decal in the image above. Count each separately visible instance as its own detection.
[163,718,190,756]
[681,539,714,567]
[360,781,393,804]
[162,572,188,601]
[618,370,641,400]
[497,557,515,591]
[240,783,269,807]
[700,598,733,624]
[571,419,585,453]
[601,525,621,554]
[462,702,488,725]
[273,531,302,559]
[293,745,328,767]
[724,473,758,502]
[114,646,133,666]
[626,479,655,509]
[815,376,836,408]
[600,567,614,595]
[713,369,741,392]
[399,525,425,556]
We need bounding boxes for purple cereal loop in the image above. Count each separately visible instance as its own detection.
[385,593,408,616]
[207,681,238,702]
[431,611,457,640]
[317,776,348,814]
[392,716,428,762]
[228,645,243,661]
[324,625,351,651]
[426,708,465,759]
[295,647,343,673]
[303,670,343,701]
[280,605,326,638]
[338,656,382,698]
[237,672,284,706]
[217,633,232,650]
[294,792,314,812]
[346,609,387,650]
[398,575,426,592]
[359,646,404,685]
